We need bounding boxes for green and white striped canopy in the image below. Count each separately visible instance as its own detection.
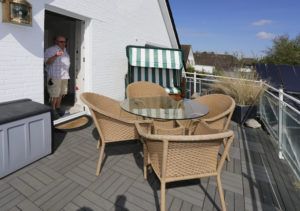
[127,46,183,70]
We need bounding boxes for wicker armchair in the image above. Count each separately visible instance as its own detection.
[193,94,235,161]
[80,92,149,176]
[127,81,179,130]
[136,122,234,211]
[178,94,235,159]
[193,94,235,131]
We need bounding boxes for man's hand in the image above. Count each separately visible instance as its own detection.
[55,50,64,57]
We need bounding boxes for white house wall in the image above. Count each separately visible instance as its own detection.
[0,0,174,103]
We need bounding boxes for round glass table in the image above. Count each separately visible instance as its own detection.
[120,96,208,120]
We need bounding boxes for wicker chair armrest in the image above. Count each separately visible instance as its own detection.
[155,130,234,142]
[135,121,153,135]
[202,109,232,123]
[154,124,186,135]
[136,121,234,142]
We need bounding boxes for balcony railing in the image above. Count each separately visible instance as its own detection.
[184,71,300,179]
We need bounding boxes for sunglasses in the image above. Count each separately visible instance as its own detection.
[57,40,66,43]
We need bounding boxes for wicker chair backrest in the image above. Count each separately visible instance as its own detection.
[136,122,234,179]
[80,92,139,143]
[127,81,169,98]
[194,94,235,130]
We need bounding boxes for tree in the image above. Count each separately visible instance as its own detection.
[261,34,300,65]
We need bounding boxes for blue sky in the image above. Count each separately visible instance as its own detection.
[169,0,300,58]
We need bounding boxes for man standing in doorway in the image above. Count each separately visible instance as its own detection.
[44,35,70,119]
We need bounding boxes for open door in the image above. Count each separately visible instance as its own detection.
[44,11,85,118]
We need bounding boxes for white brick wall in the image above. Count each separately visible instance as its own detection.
[0,0,174,103]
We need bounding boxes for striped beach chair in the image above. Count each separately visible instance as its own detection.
[125,45,184,95]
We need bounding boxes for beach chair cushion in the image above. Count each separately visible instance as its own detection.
[126,46,184,94]
[129,66,181,94]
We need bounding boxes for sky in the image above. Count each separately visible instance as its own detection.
[169,0,300,58]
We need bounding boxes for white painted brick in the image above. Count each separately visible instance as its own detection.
[0,0,173,103]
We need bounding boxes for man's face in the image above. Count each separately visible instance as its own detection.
[56,37,66,49]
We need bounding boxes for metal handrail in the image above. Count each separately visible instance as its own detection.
[184,71,300,179]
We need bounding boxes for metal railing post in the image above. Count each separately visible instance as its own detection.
[199,77,202,95]
[278,87,284,159]
[193,72,197,95]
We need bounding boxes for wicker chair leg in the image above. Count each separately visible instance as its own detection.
[96,144,106,176]
[97,140,100,149]
[216,175,226,211]
[143,143,148,179]
[160,181,166,211]
[223,139,230,161]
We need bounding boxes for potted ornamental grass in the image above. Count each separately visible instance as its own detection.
[209,72,265,124]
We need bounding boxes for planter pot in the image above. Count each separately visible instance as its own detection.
[232,104,257,124]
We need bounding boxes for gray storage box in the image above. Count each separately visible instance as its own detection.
[0,99,52,178]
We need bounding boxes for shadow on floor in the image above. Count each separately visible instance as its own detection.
[52,128,67,153]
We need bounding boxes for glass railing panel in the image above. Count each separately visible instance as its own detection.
[185,76,216,98]
[282,105,300,178]
[260,91,279,140]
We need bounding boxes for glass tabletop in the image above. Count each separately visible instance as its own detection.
[120,96,209,120]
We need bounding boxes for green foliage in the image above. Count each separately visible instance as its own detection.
[213,68,224,76]
[186,65,195,73]
[261,34,300,65]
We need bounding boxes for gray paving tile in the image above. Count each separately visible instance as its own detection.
[28,176,65,201]
[88,169,114,191]
[65,171,91,188]
[244,196,278,211]
[8,207,21,211]
[17,199,41,211]
[63,202,80,211]
[168,186,205,206]
[28,168,53,185]
[181,201,193,211]
[202,182,217,211]
[43,184,85,211]
[224,190,234,211]
[94,171,120,195]
[36,165,63,180]
[122,192,156,211]
[34,179,73,206]
[80,190,113,210]
[9,177,36,197]
[108,177,135,202]
[0,191,24,209]
[169,197,182,211]
[234,192,245,211]
[241,161,275,184]
[0,122,298,211]
[19,173,45,191]
[73,195,105,211]
[0,186,14,199]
